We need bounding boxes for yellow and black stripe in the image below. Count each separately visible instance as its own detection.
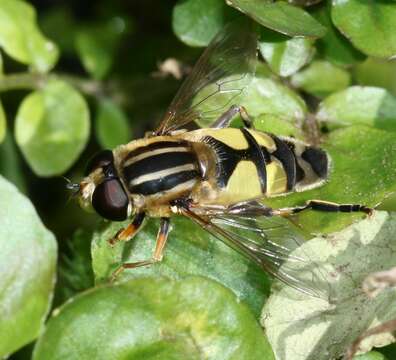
[192,128,329,202]
[122,140,200,196]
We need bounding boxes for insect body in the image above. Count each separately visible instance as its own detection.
[74,20,372,296]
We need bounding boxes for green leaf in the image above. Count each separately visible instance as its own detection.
[331,0,396,59]
[316,86,396,132]
[0,175,57,357]
[254,114,304,139]
[92,216,270,316]
[242,73,307,122]
[192,66,307,129]
[33,277,274,360]
[0,51,3,75]
[40,6,76,55]
[354,58,396,97]
[380,343,396,360]
[172,0,235,47]
[0,132,26,193]
[95,99,131,149]
[291,60,351,98]
[354,352,388,360]
[312,3,365,66]
[56,229,94,305]
[0,0,58,72]
[263,126,396,234]
[75,19,126,79]
[262,212,396,360]
[259,28,314,77]
[0,99,6,143]
[227,0,326,38]
[15,79,90,177]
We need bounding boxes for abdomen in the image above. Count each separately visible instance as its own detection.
[181,128,330,206]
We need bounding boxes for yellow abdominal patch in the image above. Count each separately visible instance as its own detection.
[266,159,287,195]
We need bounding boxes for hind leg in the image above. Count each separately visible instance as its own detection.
[273,200,373,217]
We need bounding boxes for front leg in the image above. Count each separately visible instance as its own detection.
[111,217,171,281]
[109,212,146,246]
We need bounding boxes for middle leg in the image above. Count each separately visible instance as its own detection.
[212,105,253,129]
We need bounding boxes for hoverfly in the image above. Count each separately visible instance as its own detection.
[71,20,372,297]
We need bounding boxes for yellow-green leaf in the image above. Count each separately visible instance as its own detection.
[259,28,314,77]
[0,0,59,72]
[15,79,90,176]
[291,60,351,98]
[0,176,57,357]
[331,0,396,59]
[33,277,274,360]
[316,86,396,132]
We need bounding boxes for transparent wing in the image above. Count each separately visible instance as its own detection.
[155,18,257,135]
[182,202,333,300]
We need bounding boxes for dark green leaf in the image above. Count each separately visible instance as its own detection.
[76,18,127,79]
[312,3,365,66]
[316,86,396,132]
[291,60,351,98]
[95,99,131,149]
[0,99,6,143]
[56,229,94,304]
[15,79,90,177]
[262,211,396,360]
[379,343,396,360]
[0,132,26,193]
[259,28,314,77]
[263,126,396,234]
[227,0,326,38]
[40,6,76,55]
[33,277,274,360]
[331,0,396,59]
[354,352,388,360]
[173,0,234,47]
[91,216,270,316]
[0,0,58,72]
[0,176,57,357]
[354,58,396,97]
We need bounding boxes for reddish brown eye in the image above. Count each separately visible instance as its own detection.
[85,150,114,175]
[92,178,129,221]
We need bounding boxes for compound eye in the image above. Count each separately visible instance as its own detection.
[92,178,129,221]
[85,150,114,175]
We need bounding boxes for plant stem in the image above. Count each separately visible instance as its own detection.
[0,72,104,98]
[0,73,46,92]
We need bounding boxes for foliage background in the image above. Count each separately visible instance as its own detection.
[0,0,396,359]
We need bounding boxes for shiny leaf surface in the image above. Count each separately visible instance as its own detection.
[0,176,57,357]
[34,277,274,360]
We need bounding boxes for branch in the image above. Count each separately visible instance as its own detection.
[0,72,105,98]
